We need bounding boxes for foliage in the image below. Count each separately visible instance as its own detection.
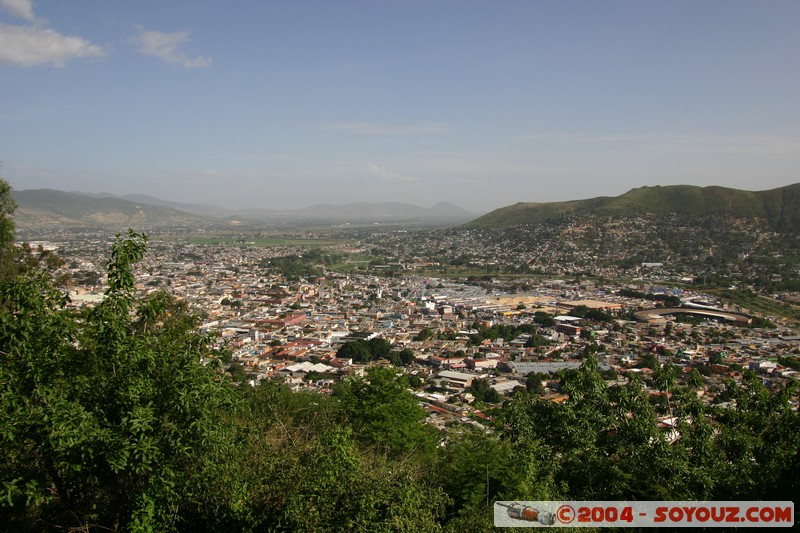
[334,367,438,457]
[568,305,589,318]
[637,352,659,369]
[569,305,614,322]
[336,339,371,362]
[0,231,238,531]
[407,374,423,388]
[533,311,556,327]
[469,322,538,345]
[749,315,777,329]
[260,254,323,280]
[501,356,800,505]
[336,337,393,363]
[0,178,16,280]
[415,327,434,341]
[278,428,447,532]
[467,378,502,404]
[525,334,549,348]
[387,348,416,366]
[0,231,447,531]
[435,428,555,520]
[526,372,547,395]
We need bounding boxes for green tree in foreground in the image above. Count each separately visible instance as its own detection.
[0,177,17,280]
[334,366,438,457]
[502,356,800,506]
[0,231,238,531]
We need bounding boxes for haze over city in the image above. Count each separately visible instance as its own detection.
[1,0,799,213]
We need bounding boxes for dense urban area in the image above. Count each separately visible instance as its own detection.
[27,223,800,409]
[4,208,800,530]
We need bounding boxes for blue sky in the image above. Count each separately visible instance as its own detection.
[1,0,799,213]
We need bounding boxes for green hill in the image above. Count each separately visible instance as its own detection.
[465,183,800,231]
[12,189,214,229]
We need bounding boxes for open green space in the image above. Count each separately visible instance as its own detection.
[709,288,800,323]
[184,236,342,247]
[327,254,375,273]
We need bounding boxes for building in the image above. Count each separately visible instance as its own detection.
[436,370,480,389]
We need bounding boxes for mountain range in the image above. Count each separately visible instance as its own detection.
[12,189,209,229]
[11,189,476,229]
[13,183,800,232]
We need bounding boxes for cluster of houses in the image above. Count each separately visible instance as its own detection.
[30,231,800,433]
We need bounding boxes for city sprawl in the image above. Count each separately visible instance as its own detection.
[24,218,800,433]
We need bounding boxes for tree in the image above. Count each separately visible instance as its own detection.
[534,311,556,327]
[414,327,434,341]
[0,231,239,531]
[504,358,675,500]
[585,308,613,322]
[526,372,547,395]
[525,334,549,348]
[367,337,391,359]
[336,338,393,363]
[397,348,416,366]
[216,380,447,531]
[468,378,501,404]
[407,374,423,388]
[568,305,589,318]
[278,428,447,531]
[652,360,676,393]
[638,352,659,369]
[333,367,437,457]
[336,340,371,362]
[0,179,63,285]
[228,361,249,383]
[434,428,554,522]
[0,177,17,280]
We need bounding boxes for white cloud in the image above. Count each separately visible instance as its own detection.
[322,122,448,135]
[0,0,34,21]
[0,23,104,67]
[366,162,419,183]
[132,26,211,68]
[200,168,219,176]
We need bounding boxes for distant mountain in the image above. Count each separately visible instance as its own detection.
[73,192,475,224]
[464,183,800,231]
[70,191,238,218]
[13,189,476,228]
[118,194,238,218]
[12,189,216,229]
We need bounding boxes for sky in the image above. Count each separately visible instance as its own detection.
[1,0,799,214]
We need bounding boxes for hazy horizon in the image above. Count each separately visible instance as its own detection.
[2,0,799,213]
[64,189,485,214]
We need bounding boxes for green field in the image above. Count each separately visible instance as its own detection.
[709,289,800,323]
[184,236,341,247]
